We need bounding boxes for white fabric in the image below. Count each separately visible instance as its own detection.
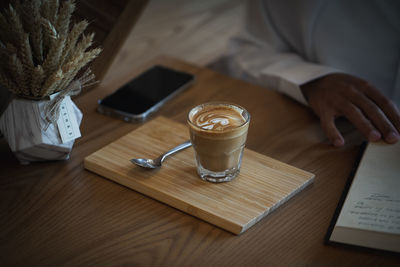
[226,0,400,106]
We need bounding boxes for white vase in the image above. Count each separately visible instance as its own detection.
[0,96,82,164]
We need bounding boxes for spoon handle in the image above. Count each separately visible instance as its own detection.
[159,140,192,162]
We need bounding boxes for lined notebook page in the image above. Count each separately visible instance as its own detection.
[336,142,400,234]
[330,141,400,252]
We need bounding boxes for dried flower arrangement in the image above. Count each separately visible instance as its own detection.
[0,0,102,164]
[0,0,101,99]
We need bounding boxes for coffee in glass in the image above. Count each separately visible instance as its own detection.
[187,102,250,182]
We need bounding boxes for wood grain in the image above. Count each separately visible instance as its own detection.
[84,116,314,234]
[1,57,399,266]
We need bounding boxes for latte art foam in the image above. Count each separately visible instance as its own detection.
[191,105,245,131]
[188,102,250,178]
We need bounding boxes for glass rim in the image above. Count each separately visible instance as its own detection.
[187,101,250,132]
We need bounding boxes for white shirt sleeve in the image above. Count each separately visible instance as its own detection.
[225,0,340,106]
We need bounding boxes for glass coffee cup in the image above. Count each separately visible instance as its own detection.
[187,102,250,182]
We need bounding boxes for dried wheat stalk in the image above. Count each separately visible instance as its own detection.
[0,0,101,99]
[41,1,51,22]
[59,47,101,91]
[41,68,63,96]
[31,65,45,97]
[41,18,59,40]
[7,5,24,45]
[41,18,59,52]
[10,53,29,95]
[43,35,66,77]
[60,20,88,65]
[20,33,34,73]
[21,0,43,63]
[56,0,75,38]
[48,0,60,26]
[66,32,94,64]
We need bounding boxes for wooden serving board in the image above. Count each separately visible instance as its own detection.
[84,116,314,234]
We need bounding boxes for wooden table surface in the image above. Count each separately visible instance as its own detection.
[1,56,399,266]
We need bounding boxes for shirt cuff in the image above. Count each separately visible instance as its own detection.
[259,59,340,105]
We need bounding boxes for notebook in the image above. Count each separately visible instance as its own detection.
[326,141,400,253]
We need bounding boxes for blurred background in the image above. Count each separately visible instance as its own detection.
[0,0,245,112]
[86,0,245,88]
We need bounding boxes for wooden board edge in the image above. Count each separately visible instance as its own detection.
[240,174,315,234]
[83,156,244,235]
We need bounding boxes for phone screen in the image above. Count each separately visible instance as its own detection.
[99,65,194,116]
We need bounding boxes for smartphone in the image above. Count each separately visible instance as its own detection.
[97,65,195,122]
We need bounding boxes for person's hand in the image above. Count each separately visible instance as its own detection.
[301,73,400,146]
